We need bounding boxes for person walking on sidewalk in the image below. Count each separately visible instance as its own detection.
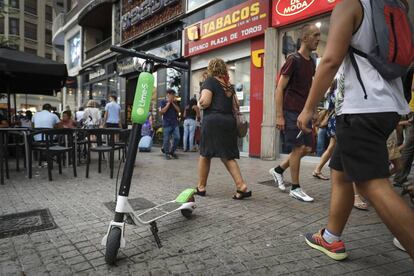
[312,79,337,181]
[195,58,252,200]
[269,24,320,202]
[183,97,200,152]
[159,89,181,160]
[297,0,414,261]
[394,64,414,186]
[104,95,121,128]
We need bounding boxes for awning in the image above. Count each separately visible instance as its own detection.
[78,0,115,28]
[0,47,68,95]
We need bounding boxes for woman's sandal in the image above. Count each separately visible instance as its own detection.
[233,190,252,200]
[312,171,329,180]
[195,187,206,197]
[353,195,369,211]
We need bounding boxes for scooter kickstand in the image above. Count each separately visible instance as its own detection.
[150,221,162,248]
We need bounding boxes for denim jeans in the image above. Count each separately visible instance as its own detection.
[316,127,327,157]
[183,118,196,151]
[163,125,180,155]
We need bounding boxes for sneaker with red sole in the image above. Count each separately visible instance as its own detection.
[305,229,348,261]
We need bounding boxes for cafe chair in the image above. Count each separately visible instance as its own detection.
[85,128,123,179]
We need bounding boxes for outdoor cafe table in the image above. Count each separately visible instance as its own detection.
[0,127,30,184]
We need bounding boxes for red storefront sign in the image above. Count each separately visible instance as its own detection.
[272,0,341,27]
[183,0,269,57]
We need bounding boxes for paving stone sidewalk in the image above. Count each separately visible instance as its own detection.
[0,149,413,275]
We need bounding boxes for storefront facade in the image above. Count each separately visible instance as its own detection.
[120,0,187,126]
[183,0,270,157]
[261,0,341,160]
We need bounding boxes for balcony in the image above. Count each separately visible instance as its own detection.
[84,37,111,61]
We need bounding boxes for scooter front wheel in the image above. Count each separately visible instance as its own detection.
[181,209,193,219]
[105,227,121,265]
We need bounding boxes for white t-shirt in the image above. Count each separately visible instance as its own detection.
[75,111,85,122]
[32,110,60,140]
[336,0,410,116]
[83,107,101,126]
[32,110,60,128]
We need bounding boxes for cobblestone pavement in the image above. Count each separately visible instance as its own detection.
[0,149,413,275]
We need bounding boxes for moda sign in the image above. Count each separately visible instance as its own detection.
[272,0,340,27]
[183,0,269,57]
[276,0,315,16]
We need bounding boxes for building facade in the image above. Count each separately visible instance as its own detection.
[0,0,62,111]
[52,0,122,117]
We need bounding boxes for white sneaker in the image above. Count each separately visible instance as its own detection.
[393,237,406,252]
[269,168,286,191]
[289,188,314,202]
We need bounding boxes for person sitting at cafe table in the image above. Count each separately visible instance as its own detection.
[32,103,60,129]
[57,110,76,129]
[0,112,9,128]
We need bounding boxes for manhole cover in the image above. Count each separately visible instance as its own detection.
[0,209,58,239]
[104,197,156,212]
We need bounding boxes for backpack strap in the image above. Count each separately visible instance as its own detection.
[349,47,368,100]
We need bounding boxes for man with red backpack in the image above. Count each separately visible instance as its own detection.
[297,0,414,261]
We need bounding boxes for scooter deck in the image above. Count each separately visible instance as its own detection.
[134,201,183,224]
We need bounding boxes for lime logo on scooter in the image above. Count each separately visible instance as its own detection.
[132,72,154,124]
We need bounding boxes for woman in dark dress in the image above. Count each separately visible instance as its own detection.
[196,58,251,200]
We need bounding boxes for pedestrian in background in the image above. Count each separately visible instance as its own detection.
[104,95,121,128]
[183,97,200,152]
[196,58,251,200]
[269,23,320,202]
[83,100,101,129]
[75,107,85,123]
[159,89,180,160]
[20,110,33,128]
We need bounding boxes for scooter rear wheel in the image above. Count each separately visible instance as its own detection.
[181,209,193,219]
[105,227,121,265]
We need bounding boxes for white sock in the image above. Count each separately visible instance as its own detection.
[322,228,340,244]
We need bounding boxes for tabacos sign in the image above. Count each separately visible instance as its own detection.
[184,0,269,57]
[272,0,340,27]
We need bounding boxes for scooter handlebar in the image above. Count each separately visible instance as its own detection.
[110,45,189,70]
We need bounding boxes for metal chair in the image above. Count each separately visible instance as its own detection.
[85,128,123,179]
[28,128,77,181]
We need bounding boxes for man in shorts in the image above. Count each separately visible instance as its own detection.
[297,0,414,260]
[269,24,320,202]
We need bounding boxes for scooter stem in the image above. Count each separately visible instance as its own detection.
[114,123,141,223]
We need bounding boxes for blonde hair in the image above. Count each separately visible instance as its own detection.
[86,100,97,108]
[207,58,228,77]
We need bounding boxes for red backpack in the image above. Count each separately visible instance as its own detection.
[350,0,414,99]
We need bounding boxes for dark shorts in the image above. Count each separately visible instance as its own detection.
[283,110,312,148]
[106,123,119,128]
[329,112,400,182]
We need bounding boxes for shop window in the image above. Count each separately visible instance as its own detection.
[45,5,53,22]
[9,18,19,35]
[10,0,19,9]
[24,47,37,55]
[45,29,52,45]
[24,0,37,15]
